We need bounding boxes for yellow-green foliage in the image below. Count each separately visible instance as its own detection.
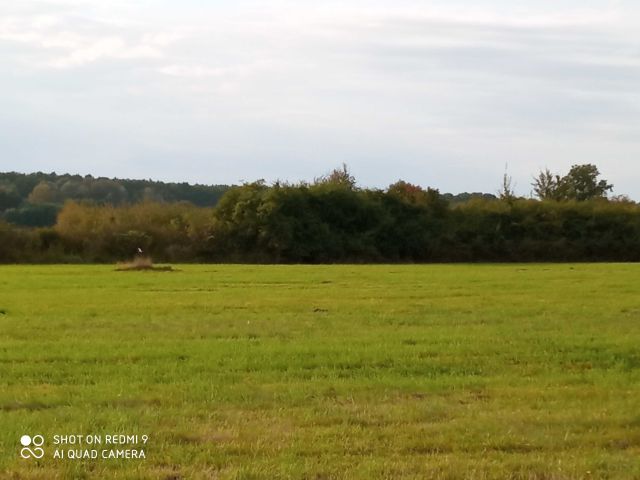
[55,201,212,261]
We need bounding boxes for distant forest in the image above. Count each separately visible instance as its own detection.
[1,165,639,263]
[0,172,230,227]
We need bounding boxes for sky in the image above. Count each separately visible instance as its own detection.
[1,0,639,197]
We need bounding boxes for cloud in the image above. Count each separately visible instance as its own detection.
[0,8,179,69]
[0,0,639,196]
[158,61,275,79]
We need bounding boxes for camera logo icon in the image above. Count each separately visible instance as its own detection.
[20,435,44,459]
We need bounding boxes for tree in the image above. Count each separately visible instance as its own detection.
[498,166,516,203]
[88,179,128,204]
[3,204,60,227]
[532,164,613,201]
[0,184,22,211]
[314,163,356,189]
[532,168,560,200]
[387,181,448,215]
[387,181,429,205]
[27,181,60,204]
[557,164,613,201]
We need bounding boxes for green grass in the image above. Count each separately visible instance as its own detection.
[0,264,639,479]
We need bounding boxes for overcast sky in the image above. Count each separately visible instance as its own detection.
[1,0,639,196]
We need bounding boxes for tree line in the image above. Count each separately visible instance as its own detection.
[0,171,229,227]
[1,164,639,263]
[0,171,498,228]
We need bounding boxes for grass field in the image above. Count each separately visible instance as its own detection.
[0,264,639,479]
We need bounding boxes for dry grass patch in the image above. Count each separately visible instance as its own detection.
[116,256,175,272]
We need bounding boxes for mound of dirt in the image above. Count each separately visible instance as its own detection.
[115,256,175,272]
[115,264,174,272]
